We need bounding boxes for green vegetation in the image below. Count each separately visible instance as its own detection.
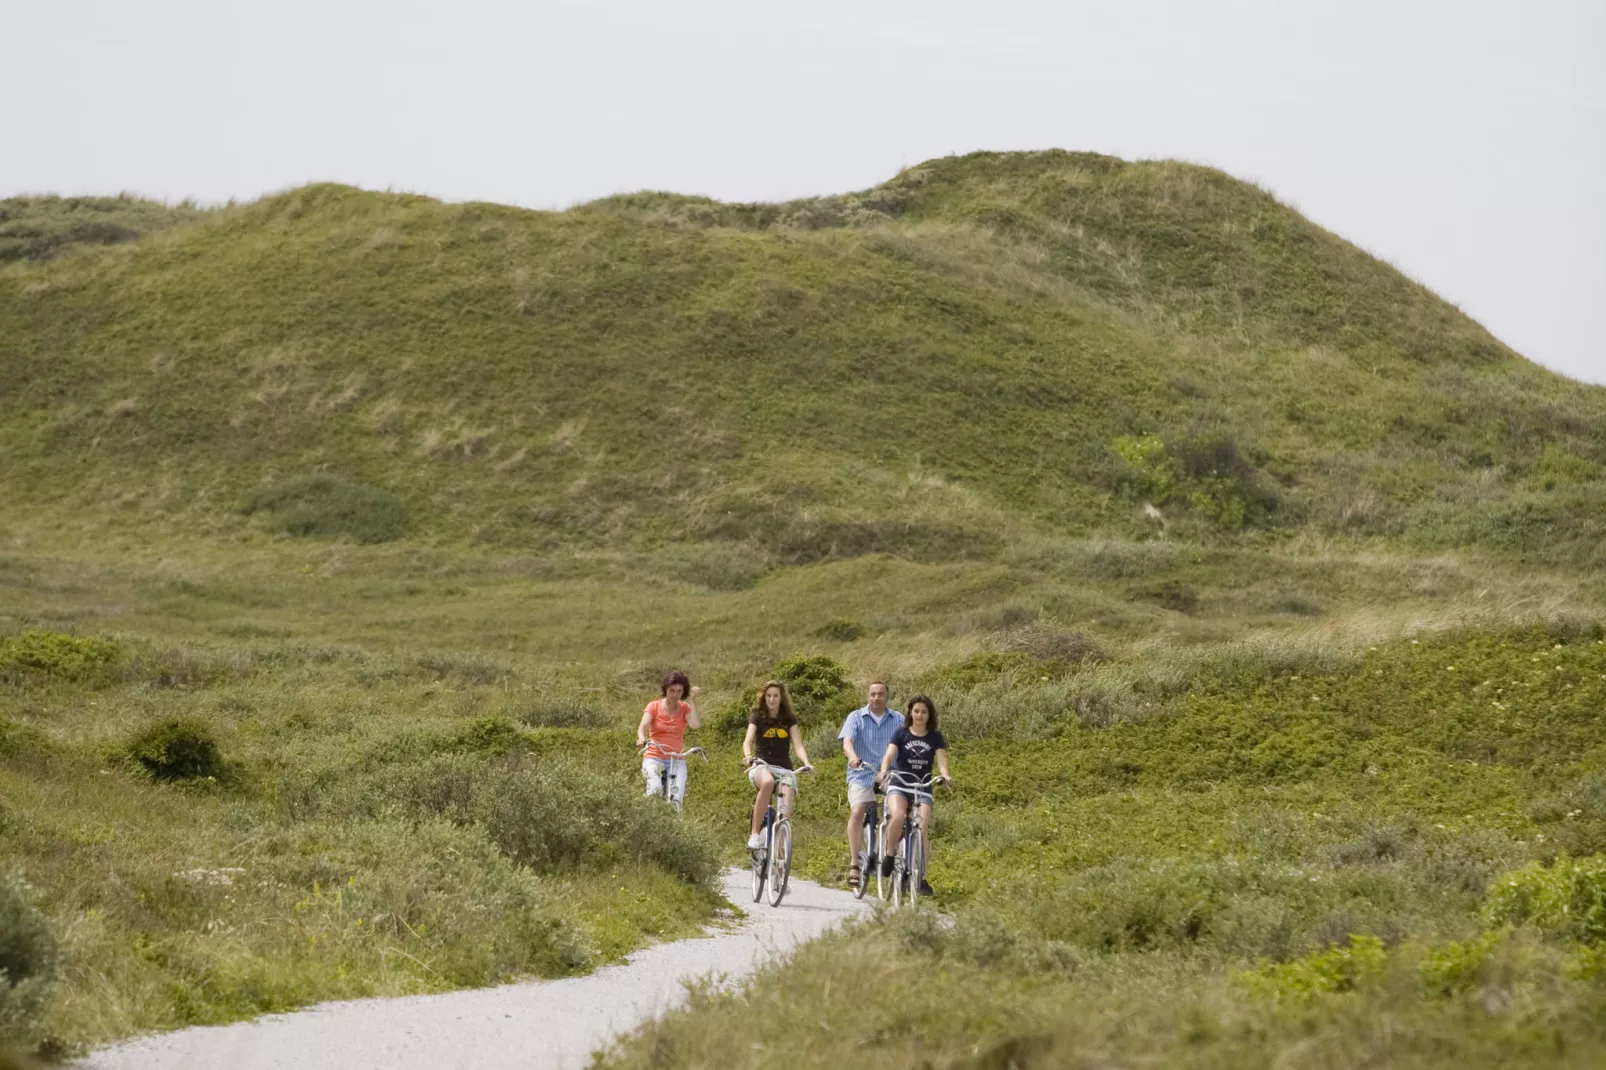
[2,151,1604,1062]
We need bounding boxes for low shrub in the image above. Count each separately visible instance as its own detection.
[0,632,122,684]
[241,474,409,544]
[1483,855,1606,944]
[126,718,225,781]
[0,869,57,1050]
[297,753,721,891]
[450,716,529,755]
[1239,935,1388,1003]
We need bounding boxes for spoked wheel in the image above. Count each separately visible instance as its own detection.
[767,820,792,906]
[751,828,767,903]
[908,830,925,908]
[876,817,891,902]
[853,816,873,901]
[889,842,906,908]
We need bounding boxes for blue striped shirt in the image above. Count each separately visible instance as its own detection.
[839,706,904,788]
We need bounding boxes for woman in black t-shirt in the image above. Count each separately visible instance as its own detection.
[742,680,815,851]
[875,694,952,895]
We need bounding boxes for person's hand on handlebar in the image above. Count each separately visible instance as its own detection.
[798,764,816,776]
[848,756,865,770]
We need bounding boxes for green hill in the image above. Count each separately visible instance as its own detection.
[3,151,1603,570]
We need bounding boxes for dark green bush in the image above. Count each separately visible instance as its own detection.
[241,474,409,544]
[0,869,57,1049]
[0,632,122,684]
[712,654,856,736]
[451,716,529,755]
[126,718,225,781]
[813,618,869,642]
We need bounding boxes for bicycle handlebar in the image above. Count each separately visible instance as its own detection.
[641,744,707,761]
[744,758,815,775]
[878,769,947,790]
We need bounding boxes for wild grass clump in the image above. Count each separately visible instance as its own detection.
[0,869,57,1050]
[241,475,409,544]
[517,697,614,729]
[654,543,771,591]
[125,718,225,781]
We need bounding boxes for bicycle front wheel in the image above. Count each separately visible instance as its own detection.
[908,829,925,908]
[767,820,792,906]
[853,815,873,901]
[751,835,767,903]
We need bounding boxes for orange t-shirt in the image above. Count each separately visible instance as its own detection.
[643,699,689,756]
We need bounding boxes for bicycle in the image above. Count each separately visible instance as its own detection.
[851,781,885,902]
[638,743,706,812]
[746,760,814,907]
[877,769,946,908]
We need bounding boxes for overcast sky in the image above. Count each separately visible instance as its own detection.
[5,0,1602,385]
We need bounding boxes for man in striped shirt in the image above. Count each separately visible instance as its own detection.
[839,682,904,890]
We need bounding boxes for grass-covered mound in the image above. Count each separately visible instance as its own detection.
[2,152,1603,572]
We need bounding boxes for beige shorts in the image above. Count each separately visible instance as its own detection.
[748,764,799,793]
[847,781,878,807]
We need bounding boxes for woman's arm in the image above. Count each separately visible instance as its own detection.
[685,686,701,730]
[636,707,653,748]
[792,727,811,768]
[935,747,952,783]
[742,723,758,764]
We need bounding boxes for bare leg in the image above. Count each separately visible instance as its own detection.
[750,769,775,836]
[885,793,910,857]
[847,800,869,868]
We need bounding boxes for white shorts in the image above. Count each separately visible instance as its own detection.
[847,781,878,807]
[748,764,799,793]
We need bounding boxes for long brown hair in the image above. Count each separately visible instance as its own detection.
[749,679,796,721]
[906,694,939,732]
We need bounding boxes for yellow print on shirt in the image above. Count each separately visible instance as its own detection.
[763,727,790,739]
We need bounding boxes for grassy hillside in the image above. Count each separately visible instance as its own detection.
[2,152,1604,1063]
[2,151,1603,570]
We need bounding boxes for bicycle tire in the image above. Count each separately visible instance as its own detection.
[908,826,924,908]
[853,813,873,901]
[876,814,891,902]
[751,816,768,903]
[767,819,791,906]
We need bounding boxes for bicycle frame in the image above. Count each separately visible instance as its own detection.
[641,745,705,811]
[748,761,811,907]
[878,770,943,907]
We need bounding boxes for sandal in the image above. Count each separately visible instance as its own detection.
[847,865,861,890]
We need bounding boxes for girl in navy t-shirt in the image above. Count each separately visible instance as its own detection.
[875,694,952,895]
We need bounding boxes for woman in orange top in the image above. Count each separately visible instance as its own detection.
[636,670,701,811]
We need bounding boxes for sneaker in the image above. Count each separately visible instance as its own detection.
[880,855,896,878]
[918,878,935,897]
[747,832,765,850]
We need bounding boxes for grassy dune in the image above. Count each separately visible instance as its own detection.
[2,151,1605,1062]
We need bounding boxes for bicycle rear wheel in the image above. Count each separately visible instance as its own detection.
[767,819,792,906]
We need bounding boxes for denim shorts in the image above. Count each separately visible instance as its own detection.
[887,785,934,808]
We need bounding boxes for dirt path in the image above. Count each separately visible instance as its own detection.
[79,867,867,1070]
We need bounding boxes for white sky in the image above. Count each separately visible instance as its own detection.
[5,0,1603,385]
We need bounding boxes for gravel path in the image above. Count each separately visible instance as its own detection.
[79,867,867,1070]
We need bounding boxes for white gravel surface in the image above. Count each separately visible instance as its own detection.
[79,867,867,1070]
